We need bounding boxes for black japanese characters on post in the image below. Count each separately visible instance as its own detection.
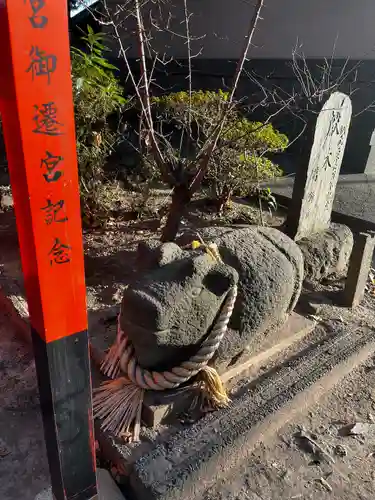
[25,0,48,29]
[41,199,68,225]
[40,151,64,183]
[25,6,70,267]
[33,103,64,136]
[49,238,72,265]
[27,46,57,84]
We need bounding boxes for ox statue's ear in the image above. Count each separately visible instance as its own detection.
[136,240,160,272]
[157,243,185,266]
[136,241,184,271]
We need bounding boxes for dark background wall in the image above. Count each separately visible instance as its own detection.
[106,56,375,176]
[79,0,375,176]
[104,0,375,60]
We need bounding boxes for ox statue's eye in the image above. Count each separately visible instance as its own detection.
[191,287,202,298]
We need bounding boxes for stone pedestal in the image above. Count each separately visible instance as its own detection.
[297,223,353,282]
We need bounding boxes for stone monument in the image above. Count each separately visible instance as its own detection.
[94,225,305,442]
[364,129,375,174]
[121,226,304,372]
[286,92,352,240]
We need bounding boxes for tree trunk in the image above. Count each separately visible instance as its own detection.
[161,185,191,242]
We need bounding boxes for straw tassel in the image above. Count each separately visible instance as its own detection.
[197,365,230,408]
[100,321,126,380]
[93,377,144,442]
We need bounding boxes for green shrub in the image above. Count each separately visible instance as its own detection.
[71,26,128,224]
[150,90,287,211]
[209,116,287,208]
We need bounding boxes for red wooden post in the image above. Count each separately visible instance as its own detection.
[0,1,97,499]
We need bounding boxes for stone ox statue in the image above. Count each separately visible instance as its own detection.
[120,226,304,372]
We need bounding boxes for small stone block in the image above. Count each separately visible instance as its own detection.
[142,389,195,427]
[343,232,375,307]
[97,468,126,500]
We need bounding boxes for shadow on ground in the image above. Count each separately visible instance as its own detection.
[0,317,50,500]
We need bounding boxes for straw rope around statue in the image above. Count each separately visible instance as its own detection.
[93,240,237,442]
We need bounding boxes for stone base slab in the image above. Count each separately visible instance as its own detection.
[95,325,375,500]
